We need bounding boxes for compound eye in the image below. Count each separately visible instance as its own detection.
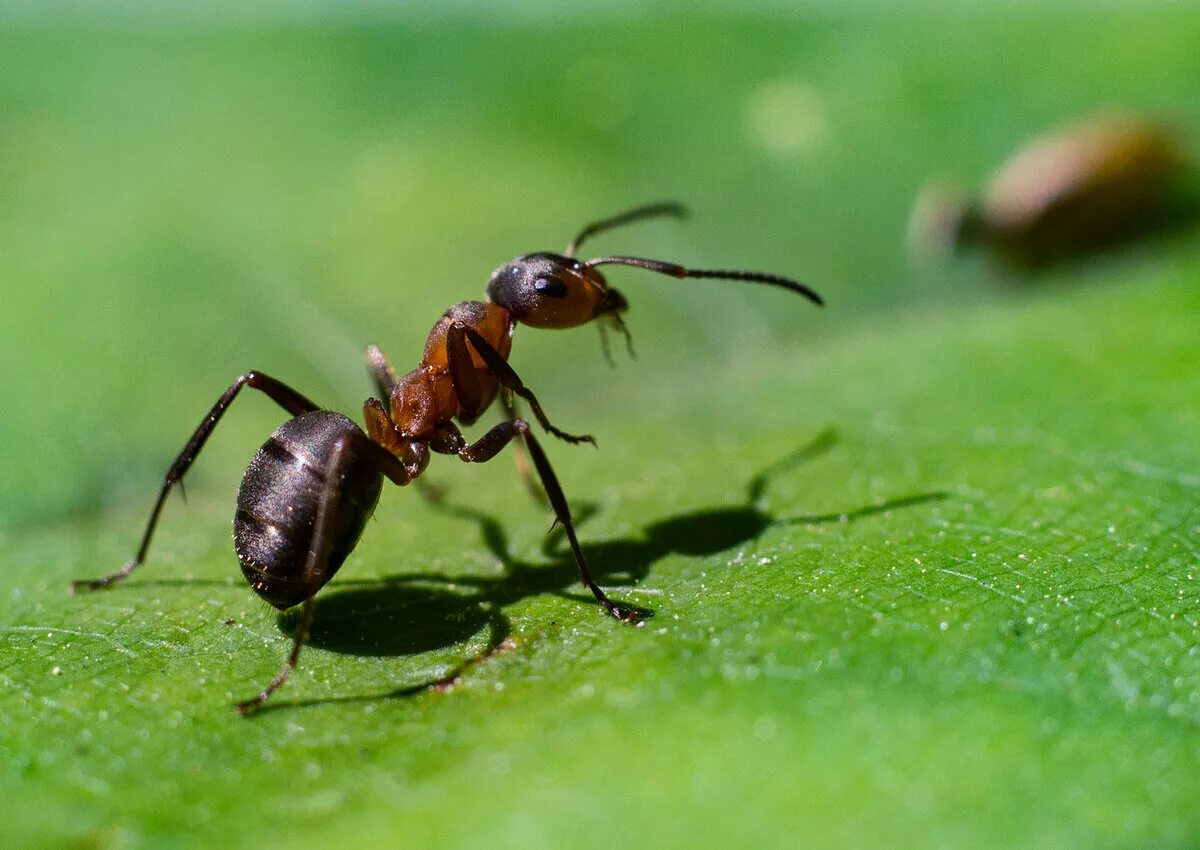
[533,276,569,298]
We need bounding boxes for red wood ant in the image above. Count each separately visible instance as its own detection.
[71,202,823,713]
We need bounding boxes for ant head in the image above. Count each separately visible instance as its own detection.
[485,203,821,347]
[486,252,624,329]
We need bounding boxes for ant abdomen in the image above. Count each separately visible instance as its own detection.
[234,411,383,610]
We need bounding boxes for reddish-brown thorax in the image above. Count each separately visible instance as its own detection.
[386,300,514,438]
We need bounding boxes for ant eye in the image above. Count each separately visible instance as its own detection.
[534,277,568,298]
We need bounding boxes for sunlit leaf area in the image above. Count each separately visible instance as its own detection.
[2,3,1198,848]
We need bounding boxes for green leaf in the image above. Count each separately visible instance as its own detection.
[2,6,1199,850]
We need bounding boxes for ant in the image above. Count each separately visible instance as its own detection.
[71,201,823,714]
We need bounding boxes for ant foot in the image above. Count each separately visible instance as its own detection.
[606,602,652,623]
[549,427,597,447]
[69,561,136,593]
[234,691,274,716]
[234,698,261,716]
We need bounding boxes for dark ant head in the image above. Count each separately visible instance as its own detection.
[486,252,623,329]
[486,202,822,347]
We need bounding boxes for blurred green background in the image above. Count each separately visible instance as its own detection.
[2,2,1198,848]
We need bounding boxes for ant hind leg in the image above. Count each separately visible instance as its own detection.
[236,431,412,714]
[71,372,320,592]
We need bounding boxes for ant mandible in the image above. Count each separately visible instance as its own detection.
[71,201,823,714]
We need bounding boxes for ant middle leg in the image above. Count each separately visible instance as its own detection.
[71,371,320,592]
[448,321,596,447]
[519,430,644,622]
[500,390,546,504]
[440,420,641,623]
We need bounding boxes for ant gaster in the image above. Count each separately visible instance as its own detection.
[71,202,823,714]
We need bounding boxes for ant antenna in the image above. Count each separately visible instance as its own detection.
[583,256,824,306]
[566,201,688,257]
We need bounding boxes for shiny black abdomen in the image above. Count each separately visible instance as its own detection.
[234,411,383,611]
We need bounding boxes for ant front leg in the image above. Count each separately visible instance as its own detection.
[447,321,596,447]
[72,372,320,592]
[444,420,642,623]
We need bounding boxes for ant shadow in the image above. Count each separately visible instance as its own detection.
[259,426,947,713]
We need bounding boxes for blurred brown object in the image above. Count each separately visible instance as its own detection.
[908,113,1194,270]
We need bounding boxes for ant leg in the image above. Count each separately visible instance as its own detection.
[354,429,417,488]
[363,397,430,487]
[72,371,320,592]
[450,322,596,447]
[237,593,315,715]
[366,344,400,400]
[236,431,358,713]
[500,390,546,504]
[519,430,642,622]
[236,430,413,714]
[444,321,486,421]
[454,420,640,623]
[366,344,440,496]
